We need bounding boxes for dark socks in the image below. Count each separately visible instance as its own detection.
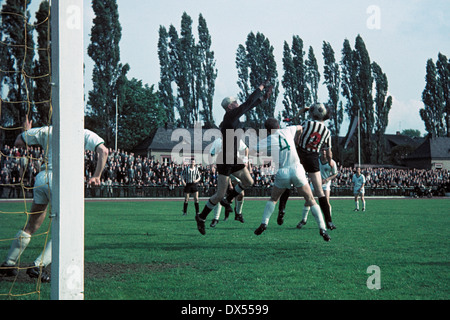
[225,184,244,203]
[318,196,332,224]
[279,189,291,212]
[194,202,199,214]
[199,200,215,220]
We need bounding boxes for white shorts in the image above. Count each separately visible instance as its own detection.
[33,171,52,205]
[354,188,365,196]
[274,164,308,189]
[310,181,331,192]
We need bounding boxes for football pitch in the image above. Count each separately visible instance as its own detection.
[0,197,449,301]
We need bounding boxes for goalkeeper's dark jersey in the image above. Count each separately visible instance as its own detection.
[219,88,264,165]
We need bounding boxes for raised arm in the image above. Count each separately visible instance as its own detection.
[14,115,33,148]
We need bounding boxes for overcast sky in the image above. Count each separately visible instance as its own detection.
[25,0,450,135]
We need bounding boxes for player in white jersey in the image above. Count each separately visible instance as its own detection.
[352,167,366,211]
[1,116,108,282]
[209,137,248,226]
[252,118,330,242]
[297,148,338,228]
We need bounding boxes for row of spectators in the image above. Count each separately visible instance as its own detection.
[1,145,449,198]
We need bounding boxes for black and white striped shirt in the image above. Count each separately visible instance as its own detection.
[298,120,331,153]
[181,166,201,184]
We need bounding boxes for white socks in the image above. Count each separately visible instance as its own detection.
[302,206,310,221]
[235,199,244,214]
[261,201,276,225]
[34,239,52,268]
[5,230,31,266]
[5,230,52,268]
[310,204,327,230]
[213,203,222,220]
[301,205,327,230]
[355,200,365,210]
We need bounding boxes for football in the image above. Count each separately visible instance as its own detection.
[310,103,327,120]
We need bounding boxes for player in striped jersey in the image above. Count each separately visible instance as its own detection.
[278,103,336,230]
[181,158,202,215]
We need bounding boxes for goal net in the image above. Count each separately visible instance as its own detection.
[0,0,84,300]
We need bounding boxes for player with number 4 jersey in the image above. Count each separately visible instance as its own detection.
[251,118,330,241]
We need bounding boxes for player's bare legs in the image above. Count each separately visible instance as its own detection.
[183,193,190,215]
[1,203,51,281]
[295,184,330,241]
[195,175,230,235]
[309,171,335,230]
[228,167,254,189]
[223,168,253,223]
[209,175,231,205]
[254,186,286,235]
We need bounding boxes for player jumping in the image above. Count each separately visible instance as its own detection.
[195,82,273,235]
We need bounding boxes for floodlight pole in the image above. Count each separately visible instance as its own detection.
[115,98,118,151]
[358,109,361,167]
[50,0,85,300]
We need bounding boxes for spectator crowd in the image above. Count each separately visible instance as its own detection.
[1,144,449,198]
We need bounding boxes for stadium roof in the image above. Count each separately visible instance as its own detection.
[406,137,450,160]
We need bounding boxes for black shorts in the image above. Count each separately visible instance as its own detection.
[217,164,246,177]
[184,183,198,194]
[297,148,320,173]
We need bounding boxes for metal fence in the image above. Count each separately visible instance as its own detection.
[1,185,444,200]
[82,185,421,198]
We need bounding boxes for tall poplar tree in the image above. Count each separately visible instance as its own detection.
[436,53,450,137]
[322,41,342,159]
[159,12,217,128]
[33,0,51,126]
[281,35,309,124]
[236,31,278,128]
[87,0,124,146]
[0,0,34,127]
[178,12,198,125]
[197,14,217,128]
[341,35,374,163]
[421,58,445,137]
[354,35,374,163]
[372,61,392,163]
[306,46,320,104]
[157,25,175,124]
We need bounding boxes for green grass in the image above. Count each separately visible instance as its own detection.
[1,197,449,300]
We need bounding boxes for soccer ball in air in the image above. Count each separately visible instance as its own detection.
[310,103,328,120]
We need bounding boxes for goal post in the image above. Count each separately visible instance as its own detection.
[50,0,85,300]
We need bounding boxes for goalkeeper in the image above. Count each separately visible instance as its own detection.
[195,82,273,235]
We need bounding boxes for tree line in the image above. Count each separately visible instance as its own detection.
[1,0,449,165]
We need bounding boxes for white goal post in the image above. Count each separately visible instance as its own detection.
[50,0,85,300]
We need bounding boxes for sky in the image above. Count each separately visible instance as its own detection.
[26,0,450,136]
